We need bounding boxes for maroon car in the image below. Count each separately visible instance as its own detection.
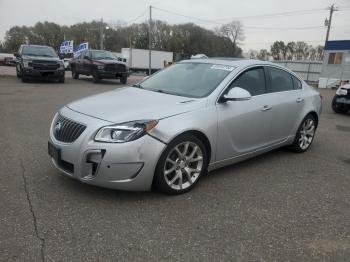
[70,49,128,83]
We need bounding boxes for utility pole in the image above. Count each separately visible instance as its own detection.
[100,18,104,50]
[325,4,337,43]
[148,5,152,76]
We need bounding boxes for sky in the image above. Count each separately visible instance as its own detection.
[0,0,349,52]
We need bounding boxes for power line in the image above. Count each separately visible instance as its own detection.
[215,8,328,21]
[152,6,223,25]
[126,8,148,25]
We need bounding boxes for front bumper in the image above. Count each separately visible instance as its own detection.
[96,70,128,79]
[48,107,166,191]
[23,67,65,78]
[335,95,350,104]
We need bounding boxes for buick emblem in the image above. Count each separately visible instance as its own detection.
[54,122,62,135]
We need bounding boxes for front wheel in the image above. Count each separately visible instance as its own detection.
[153,134,208,194]
[92,70,100,83]
[71,67,79,79]
[120,75,127,84]
[288,114,317,153]
[332,96,349,114]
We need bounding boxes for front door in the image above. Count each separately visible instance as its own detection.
[216,66,273,161]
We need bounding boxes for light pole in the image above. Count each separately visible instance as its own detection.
[100,18,110,50]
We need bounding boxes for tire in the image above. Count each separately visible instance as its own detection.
[58,76,65,83]
[120,75,127,84]
[288,114,317,153]
[21,69,28,83]
[16,65,21,78]
[153,134,208,194]
[332,96,349,114]
[92,70,100,83]
[71,67,79,79]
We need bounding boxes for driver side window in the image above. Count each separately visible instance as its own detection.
[228,67,266,96]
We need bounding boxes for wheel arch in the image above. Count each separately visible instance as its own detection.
[306,111,319,127]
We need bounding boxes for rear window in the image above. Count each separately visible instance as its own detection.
[292,76,302,89]
[268,67,294,92]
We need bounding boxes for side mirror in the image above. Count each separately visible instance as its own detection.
[220,87,252,103]
[14,52,20,58]
[83,56,90,60]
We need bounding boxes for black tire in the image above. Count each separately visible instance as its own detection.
[153,134,208,195]
[332,96,349,114]
[16,65,21,78]
[92,70,100,83]
[21,70,28,83]
[58,76,65,83]
[71,67,79,79]
[120,75,127,84]
[288,114,317,153]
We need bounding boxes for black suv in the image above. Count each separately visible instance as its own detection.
[70,50,128,83]
[15,45,65,83]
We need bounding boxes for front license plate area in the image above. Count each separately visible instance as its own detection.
[48,142,61,163]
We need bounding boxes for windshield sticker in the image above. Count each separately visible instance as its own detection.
[210,65,235,71]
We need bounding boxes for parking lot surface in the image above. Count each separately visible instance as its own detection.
[1,67,350,261]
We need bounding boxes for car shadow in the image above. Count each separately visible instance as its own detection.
[77,76,125,85]
[52,147,292,202]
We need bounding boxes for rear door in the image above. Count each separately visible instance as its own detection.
[216,66,273,161]
[265,66,304,144]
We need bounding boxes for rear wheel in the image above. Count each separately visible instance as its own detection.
[71,67,79,79]
[288,114,317,153]
[153,134,208,194]
[332,96,349,114]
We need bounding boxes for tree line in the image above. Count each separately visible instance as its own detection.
[0,20,243,59]
[249,41,324,61]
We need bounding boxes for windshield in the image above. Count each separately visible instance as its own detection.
[22,46,57,57]
[91,50,116,60]
[139,63,234,98]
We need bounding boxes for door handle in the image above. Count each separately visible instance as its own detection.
[261,105,272,111]
[296,97,304,103]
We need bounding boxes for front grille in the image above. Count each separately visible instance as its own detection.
[30,60,59,70]
[53,114,86,143]
[105,64,126,72]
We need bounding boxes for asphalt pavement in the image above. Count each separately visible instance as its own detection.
[0,68,350,261]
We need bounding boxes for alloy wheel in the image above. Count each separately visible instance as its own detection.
[299,118,315,150]
[163,141,203,191]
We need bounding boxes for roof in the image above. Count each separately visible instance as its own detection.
[325,40,350,51]
[181,58,275,68]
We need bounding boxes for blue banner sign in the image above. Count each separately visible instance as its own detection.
[73,42,89,58]
[59,40,74,54]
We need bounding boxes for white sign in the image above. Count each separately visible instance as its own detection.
[59,40,74,54]
[73,42,89,58]
[211,65,235,71]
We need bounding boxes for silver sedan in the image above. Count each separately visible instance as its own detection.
[48,59,322,194]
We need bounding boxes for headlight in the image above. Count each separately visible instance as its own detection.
[23,60,32,68]
[336,88,348,96]
[59,61,65,69]
[94,120,158,143]
[97,65,105,70]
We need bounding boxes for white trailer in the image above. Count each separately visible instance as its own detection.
[121,48,173,74]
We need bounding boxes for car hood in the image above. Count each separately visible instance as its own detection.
[67,87,205,123]
[22,55,60,61]
[93,59,125,65]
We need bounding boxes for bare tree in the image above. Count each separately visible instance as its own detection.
[218,21,244,46]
